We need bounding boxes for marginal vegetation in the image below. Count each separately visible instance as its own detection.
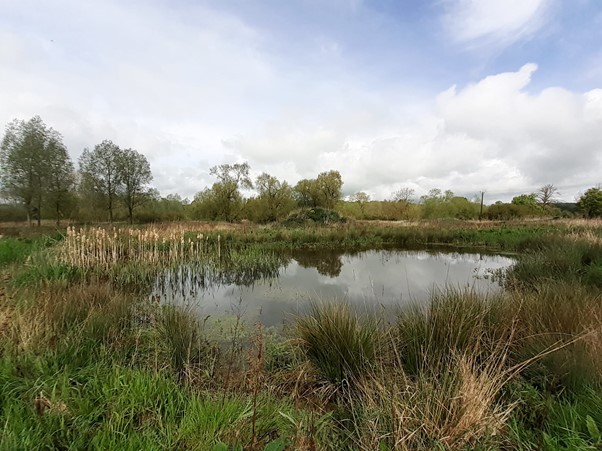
[0,220,601,449]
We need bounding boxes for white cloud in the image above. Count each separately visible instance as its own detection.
[443,0,553,48]
[226,64,602,201]
[0,1,600,203]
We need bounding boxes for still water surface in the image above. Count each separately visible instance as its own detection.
[153,248,514,326]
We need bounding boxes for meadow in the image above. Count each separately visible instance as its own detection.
[1,219,602,450]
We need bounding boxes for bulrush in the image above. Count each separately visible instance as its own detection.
[56,225,216,269]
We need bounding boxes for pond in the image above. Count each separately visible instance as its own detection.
[152,248,515,327]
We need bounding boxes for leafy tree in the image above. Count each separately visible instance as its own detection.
[293,179,319,207]
[193,162,252,221]
[486,203,525,220]
[79,140,122,223]
[537,184,559,207]
[293,171,343,209]
[316,170,343,209]
[577,187,602,218]
[209,162,253,188]
[45,135,76,225]
[350,192,370,217]
[117,148,153,224]
[511,193,538,206]
[0,116,72,226]
[254,173,294,222]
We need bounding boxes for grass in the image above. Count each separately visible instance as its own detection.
[2,219,602,449]
[296,303,380,388]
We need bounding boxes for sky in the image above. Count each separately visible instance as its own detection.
[1,0,601,203]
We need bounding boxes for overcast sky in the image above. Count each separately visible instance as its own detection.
[1,0,601,202]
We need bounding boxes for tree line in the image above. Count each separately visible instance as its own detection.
[0,117,152,225]
[1,116,602,224]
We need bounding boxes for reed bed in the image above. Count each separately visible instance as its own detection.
[56,226,217,269]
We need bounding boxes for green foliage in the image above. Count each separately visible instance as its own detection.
[0,116,74,226]
[293,170,343,209]
[157,305,217,378]
[508,237,602,288]
[79,140,154,224]
[487,202,532,220]
[79,140,123,222]
[420,189,480,219]
[282,207,346,226]
[191,162,252,222]
[134,194,189,222]
[512,193,538,206]
[4,222,602,448]
[0,238,37,266]
[577,187,602,218]
[0,203,27,222]
[117,148,153,224]
[250,173,295,223]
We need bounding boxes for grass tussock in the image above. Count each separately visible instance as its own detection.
[296,303,380,389]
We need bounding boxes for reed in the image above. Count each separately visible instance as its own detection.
[56,226,214,269]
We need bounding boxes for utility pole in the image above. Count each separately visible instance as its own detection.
[479,191,485,221]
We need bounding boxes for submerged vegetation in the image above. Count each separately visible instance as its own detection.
[1,220,602,449]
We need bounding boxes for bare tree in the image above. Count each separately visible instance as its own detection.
[391,187,415,203]
[537,184,559,207]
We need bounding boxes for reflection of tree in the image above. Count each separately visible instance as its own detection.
[292,249,344,277]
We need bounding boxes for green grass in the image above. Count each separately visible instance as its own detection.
[3,221,602,449]
[0,234,62,267]
[296,303,380,388]
[0,356,310,450]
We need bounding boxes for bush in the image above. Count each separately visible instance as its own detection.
[283,208,346,226]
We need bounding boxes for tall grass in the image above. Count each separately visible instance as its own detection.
[57,226,211,268]
[394,288,512,376]
[296,303,380,388]
[157,305,218,382]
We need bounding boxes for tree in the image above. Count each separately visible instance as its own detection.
[293,171,343,209]
[537,184,559,207]
[350,192,370,217]
[209,162,253,188]
[45,135,76,226]
[117,148,153,224]
[391,187,415,203]
[577,187,602,218]
[196,162,253,221]
[316,170,343,209]
[511,193,538,207]
[293,179,319,208]
[79,140,122,223]
[0,116,72,226]
[254,173,294,222]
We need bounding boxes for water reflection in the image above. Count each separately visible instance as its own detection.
[152,248,514,327]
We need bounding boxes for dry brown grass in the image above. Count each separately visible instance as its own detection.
[55,226,214,268]
[357,345,516,450]
[567,228,602,245]
[362,355,514,450]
